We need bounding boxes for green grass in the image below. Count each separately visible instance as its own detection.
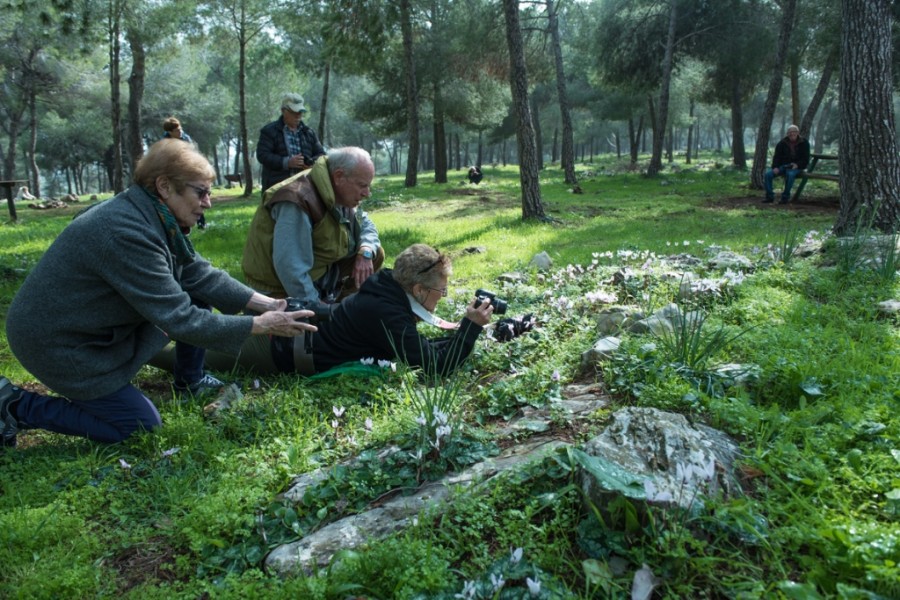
[1,154,896,599]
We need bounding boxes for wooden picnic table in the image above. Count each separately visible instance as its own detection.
[792,154,839,202]
[0,179,27,221]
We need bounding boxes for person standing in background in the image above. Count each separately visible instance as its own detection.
[256,93,326,193]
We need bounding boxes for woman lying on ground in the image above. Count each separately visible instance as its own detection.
[152,244,496,378]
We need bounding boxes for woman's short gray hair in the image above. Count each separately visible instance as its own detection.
[393,244,452,291]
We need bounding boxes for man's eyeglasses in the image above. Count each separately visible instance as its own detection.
[428,286,448,297]
[184,183,211,200]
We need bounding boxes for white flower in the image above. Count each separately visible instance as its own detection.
[160,447,180,458]
[431,410,449,426]
[526,577,541,596]
[415,414,427,426]
[511,547,523,564]
[551,370,560,382]
[490,573,505,591]
[364,417,373,431]
[454,580,477,599]
[360,357,375,365]
[331,419,340,429]
[332,405,346,418]
[377,359,392,369]
[118,458,131,470]
[435,425,452,439]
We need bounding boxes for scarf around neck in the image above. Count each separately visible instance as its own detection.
[145,186,195,264]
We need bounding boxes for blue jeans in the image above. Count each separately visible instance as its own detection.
[764,165,801,199]
[15,384,162,443]
[173,298,210,386]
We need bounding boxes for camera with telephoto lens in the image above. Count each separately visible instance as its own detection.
[285,297,332,321]
[474,289,508,315]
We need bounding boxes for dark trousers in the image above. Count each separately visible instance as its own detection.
[173,298,211,385]
[15,384,162,443]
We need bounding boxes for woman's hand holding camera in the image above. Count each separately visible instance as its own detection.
[465,297,494,326]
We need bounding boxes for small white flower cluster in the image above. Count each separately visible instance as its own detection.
[454,547,542,598]
[359,357,397,371]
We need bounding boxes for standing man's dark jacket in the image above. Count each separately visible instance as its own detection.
[256,116,325,192]
[312,269,483,375]
[771,134,811,170]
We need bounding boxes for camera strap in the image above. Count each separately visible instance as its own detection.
[406,294,459,330]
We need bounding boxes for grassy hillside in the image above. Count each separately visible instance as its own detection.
[1,155,897,599]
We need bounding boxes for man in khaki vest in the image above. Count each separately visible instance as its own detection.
[242,147,383,312]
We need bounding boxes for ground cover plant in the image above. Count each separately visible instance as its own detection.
[1,155,897,599]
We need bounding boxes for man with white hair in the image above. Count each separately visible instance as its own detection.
[763,124,810,204]
[257,93,326,192]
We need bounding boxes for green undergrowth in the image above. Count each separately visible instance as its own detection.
[1,155,896,598]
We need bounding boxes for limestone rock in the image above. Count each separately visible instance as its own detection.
[579,407,741,512]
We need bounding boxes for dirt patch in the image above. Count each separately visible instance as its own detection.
[710,195,839,216]
[108,535,183,592]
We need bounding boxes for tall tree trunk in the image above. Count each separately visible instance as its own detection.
[400,0,419,187]
[814,97,833,154]
[790,59,801,125]
[108,0,124,193]
[836,0,900,234]
[799,49,837,138]
[532,95,544,169]
[686,99,694,164]
[647,0,676,176]
[750,0,797,188]
[547,0,577,184]
[126,28,146,169]
[730,80,747,169]
[27,89,40,197]
[502,0,545,220]
[318,60,330,142]
[433,82,447,183]
[239,32,253,196]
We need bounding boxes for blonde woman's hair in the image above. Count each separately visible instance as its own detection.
[393,244,452,292]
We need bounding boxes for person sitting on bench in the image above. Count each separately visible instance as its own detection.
[763,124,810,204]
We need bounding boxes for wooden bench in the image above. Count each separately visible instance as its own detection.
[792,154,839,202]
[223,173,243,187]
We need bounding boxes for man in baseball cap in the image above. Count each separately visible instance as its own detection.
[257,93,326,192]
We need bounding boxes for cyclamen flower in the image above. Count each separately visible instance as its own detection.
[364,417,373,431]
[435,425,452,440]
[526,577,541,596]
[332,405,346,418]
[454,580,477,599]
[431,410,449,426]
[490,573,505,592]
[415,414,427,426]
[511,547,523,564]
[360,357,375,365]
[331,419,340,429]
[551,370,560,382]
[161,447,180,458]
[119,458,131,470]
[377,359,395,370]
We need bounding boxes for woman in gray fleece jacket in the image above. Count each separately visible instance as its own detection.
[0,140,317,447]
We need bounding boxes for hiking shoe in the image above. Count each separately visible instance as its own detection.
[763,196,775,204]
[0,377,24,448]
[173,373,226,400]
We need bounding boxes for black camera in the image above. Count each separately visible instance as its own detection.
[285,297,333,321]
[474,289,508,315]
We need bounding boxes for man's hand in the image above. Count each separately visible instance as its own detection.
[288,154,306,169]
[251,310,318,336]
[352,254,375,288]
[246,293,287,314]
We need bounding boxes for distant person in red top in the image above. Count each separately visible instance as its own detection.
[764,124,810,204]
